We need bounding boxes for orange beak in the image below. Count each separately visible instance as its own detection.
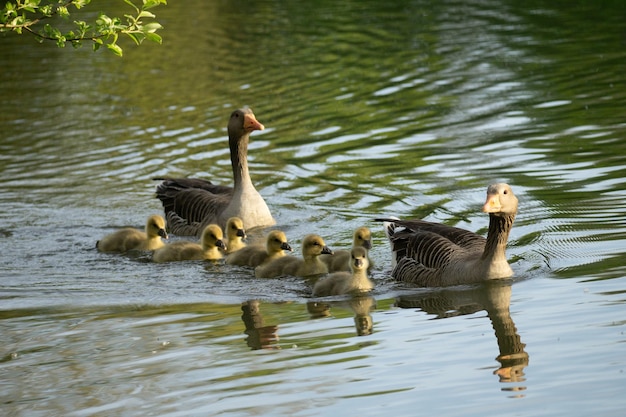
[482,193,501,213]
[243,113,265,132]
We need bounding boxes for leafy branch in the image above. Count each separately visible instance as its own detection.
[0,0,167,56]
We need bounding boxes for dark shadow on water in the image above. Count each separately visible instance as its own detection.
[396,280,529,390]
[307,295,377,337]
[241,300,281,350]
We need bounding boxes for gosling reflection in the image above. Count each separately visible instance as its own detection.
[306,295,376,336]
[241,300,280,350]
[396,280,529,388]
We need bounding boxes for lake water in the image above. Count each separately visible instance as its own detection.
[1,0,625,416]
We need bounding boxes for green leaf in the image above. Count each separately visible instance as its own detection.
[142,22,162,33]
[72,0,91,9]
[137,10,155,19]
[144,32,161,44]
[123,0,139,13]
[106,42,123,57]
[143,0,167,10]
[125,32,144,45]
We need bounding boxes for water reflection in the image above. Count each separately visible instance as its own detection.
[307,295,376,337]
[241,300,280,350]
[396,281,528,390]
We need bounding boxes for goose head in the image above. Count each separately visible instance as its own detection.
[201,224,227,251]
[146,215,168,239]
[350,246,370,271]
[228,108,264,139]
[301,234,333,258]
[353,226,372,250]
[266,230,293,254]
[482,183,518,216]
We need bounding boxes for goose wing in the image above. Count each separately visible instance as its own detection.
[155,178,233,236]
[392,219,486,251]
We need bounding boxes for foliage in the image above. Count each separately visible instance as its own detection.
[0,0,167,56]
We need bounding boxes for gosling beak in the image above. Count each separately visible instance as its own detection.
[158,229,169,240]
[216,239,227,250]
[244,113,265,132]
[281,242,293,252]
[322,245,333,255]
[354,258,364,268]
[237,229,246,239]
[363,240,372,250]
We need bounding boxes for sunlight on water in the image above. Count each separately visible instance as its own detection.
[1,0,626,416]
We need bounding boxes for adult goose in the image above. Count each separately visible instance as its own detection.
[97,215,168,253]
[313,247,374,296]
[226,230,292,267]
[154,108,275,237]
[254,234,333,278]
[320,226,372,272]
[152,224,226,263]
[223,217,247,254]
[379,183,518,287]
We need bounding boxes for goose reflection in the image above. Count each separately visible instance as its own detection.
[241,300,280,350]
[396,280,529,388]
[307,295,376,336]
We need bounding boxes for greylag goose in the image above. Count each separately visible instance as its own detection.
[313,247,374,296]
[97,214,168,253]
[154,108,275,236]
[223,217,247,254]
[379,183,518,287]
[254,234,333,278]
[226,230,292,267]
[152,224,226,262]
[320,226,372,272]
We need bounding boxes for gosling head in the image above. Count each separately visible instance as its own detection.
[146,215,168,239]
[301,234,333,258]
[202,224,226,251]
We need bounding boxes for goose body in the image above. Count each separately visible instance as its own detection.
[320,226,372,272]
[380,183,518,287]
[154,108,275,237]
[313,247,374,296]
[226,230,292,267]
[97,215,168,253]
[223,217,247,254]
[254,234,333,278]
[152,224,226,263]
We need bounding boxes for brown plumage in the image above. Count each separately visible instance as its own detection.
[313,247,374,296]
[320,226,372,272]
[254,234,333,278]
[379,183,518,287]
[152,224,226,263]
[226,230,292,267]
[96,215,167,253]
[154,108,275,237]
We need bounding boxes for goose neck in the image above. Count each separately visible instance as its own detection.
[482,212,515,262]
[229,132,251,186]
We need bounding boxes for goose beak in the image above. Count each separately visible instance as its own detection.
[244,114,265,132]
[363,240,372,250]
[281,242,293,252]
[354,258,364,268]
[482,194,501,213]
[322,246,333,255]
[216,239,227,250]
[237,229,246,238]
[158,229,169,239]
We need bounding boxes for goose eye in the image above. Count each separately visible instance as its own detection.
[503,190,508,194]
